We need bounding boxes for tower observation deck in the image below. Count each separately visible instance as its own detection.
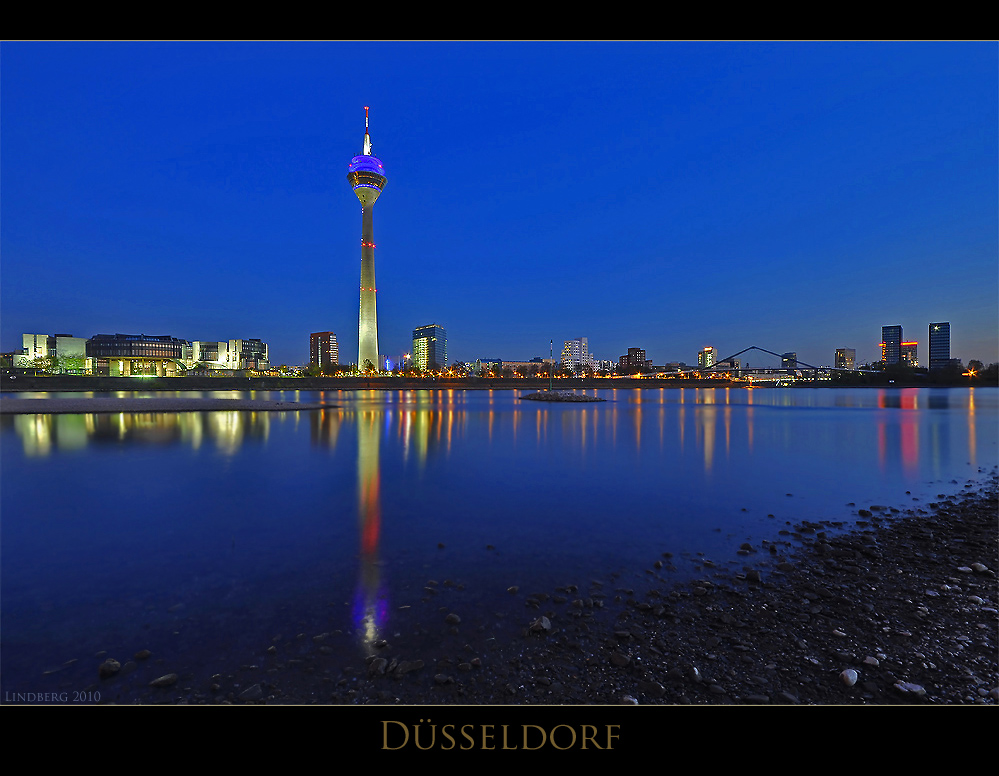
[348,106,386,372]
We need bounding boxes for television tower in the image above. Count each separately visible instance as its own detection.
[347,106,387,372]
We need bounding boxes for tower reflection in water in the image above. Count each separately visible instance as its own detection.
[352,409,386,652]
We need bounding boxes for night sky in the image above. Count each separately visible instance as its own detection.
[2,42,996,369]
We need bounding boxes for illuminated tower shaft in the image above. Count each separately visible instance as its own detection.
[358,206,378,369]
[347,107,387,371]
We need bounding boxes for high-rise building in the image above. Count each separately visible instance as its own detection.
[928,322,950,370]
[782,352,797,372]
[835,348,856,370]
[900,341,918,368]
[881,325,902,365]
[348,107,387,372]
[412,324,447,371]
[561,338,595,374]
[697,346,716,369]
[310,331,339,371]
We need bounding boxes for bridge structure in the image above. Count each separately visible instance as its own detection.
[645,346,879,381]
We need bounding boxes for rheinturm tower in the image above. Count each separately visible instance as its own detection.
[347,106,387,372]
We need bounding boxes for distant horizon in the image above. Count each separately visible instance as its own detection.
[3,42,996,368]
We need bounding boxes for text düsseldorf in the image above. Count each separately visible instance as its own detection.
[382,720,621,750]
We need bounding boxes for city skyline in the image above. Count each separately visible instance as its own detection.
[2,42,996,368]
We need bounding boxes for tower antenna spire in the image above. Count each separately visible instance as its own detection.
[363,106,372,157]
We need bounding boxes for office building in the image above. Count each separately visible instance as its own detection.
[310,331,339,371]
[21,334,51,362]
[900,341,918,368]
[412,324,447,371]
[348,107,387,372]
[16,333,86,372]
[782,352,797,372]
[881,325,902,365]
[928,322,950,370]
[87,333,187,376]
[617,347,652,374]
[697,346,716,369]
[835,348,856,370]
[230,339,268,370]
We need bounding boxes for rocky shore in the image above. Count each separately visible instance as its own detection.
[116,474,996,706]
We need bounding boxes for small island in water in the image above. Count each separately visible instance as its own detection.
[519,390,605,403]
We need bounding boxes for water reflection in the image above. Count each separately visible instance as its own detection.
[7,410,272,456]
[353,410,385,650]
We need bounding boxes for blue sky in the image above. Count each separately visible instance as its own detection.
[2,41,996,368]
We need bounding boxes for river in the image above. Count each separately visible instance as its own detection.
[1,386,995,703]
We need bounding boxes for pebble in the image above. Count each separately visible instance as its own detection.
[893,682,926,698]
[840,669,859,687]
[98,659,120,679]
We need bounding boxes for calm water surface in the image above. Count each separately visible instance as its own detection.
[1,387,995,702]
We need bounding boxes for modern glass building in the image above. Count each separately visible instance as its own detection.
[881,325,902,365]
[412,324,447,372]
[928,322,950,371]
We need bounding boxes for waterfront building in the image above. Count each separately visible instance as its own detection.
[835,348,856,370]
[21,334,51,363]
[348,107,387,372]
[561,338,595,375]
[929,322,951,370]
[782,352,797,372]
[87,333,187,376]
[697,346,716,369]
[412,324,447,371]
[900,341,918,368]
[16,333,86,372]
[230,339,269,370]
[310,331,339,371]
[189,339,270,372]
[881,325,902,365]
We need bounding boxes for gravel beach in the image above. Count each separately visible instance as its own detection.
[105,473,996,706]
